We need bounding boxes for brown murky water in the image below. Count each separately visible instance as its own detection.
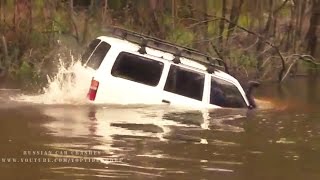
[0,77,319,180]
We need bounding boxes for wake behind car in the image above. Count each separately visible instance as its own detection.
[82,27,258,109]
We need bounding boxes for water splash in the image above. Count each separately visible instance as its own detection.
[12,55,94,104]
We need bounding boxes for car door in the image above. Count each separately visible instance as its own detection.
[102,52,165,104]
[162,64,207,108]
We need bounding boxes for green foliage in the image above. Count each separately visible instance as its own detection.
[5,0,14,8]
[178,4,193,18]
[149,13,195,46]
[167,27,194,47]
[30,31,47,48]
[162,14,174,27]
[238,15,251,28]
[14,61,42,89]
[33,0,45,16]
[229,50,256,68]
[278,6,291,17]
[238,54,256,68]
[108,0,127,10]
[53,12,69,34]
[208,20,219,37]
[18,61,33,79]
[34,0,44,8]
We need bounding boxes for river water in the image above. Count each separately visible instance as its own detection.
[0,75,319,179]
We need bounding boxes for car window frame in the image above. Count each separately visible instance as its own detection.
[110,51,165,87]
[163,63,206,102]
[82,39,102,65]
[209,74,248,108]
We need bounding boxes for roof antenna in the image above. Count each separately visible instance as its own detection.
[138,38,147,54]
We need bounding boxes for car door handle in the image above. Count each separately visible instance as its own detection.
[162,99,170,104]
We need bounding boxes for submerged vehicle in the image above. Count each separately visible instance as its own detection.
[82,27,258,109]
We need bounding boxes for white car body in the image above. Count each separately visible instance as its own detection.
[84,35,250,109]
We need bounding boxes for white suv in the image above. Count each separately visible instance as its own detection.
[82,27,258,109]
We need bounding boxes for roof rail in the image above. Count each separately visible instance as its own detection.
[105,27,229,73]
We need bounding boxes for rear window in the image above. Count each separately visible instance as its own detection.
[81,39,100,64]
[82,40,111,70]
[164,65,205,101]
[111,52,164,86]
[210,77,247,108]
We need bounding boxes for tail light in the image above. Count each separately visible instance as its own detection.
[87,79,99,101]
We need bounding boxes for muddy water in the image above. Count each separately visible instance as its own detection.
[0,77,319,180]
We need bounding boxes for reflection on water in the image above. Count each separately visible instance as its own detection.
[0,77,320,179]
[48,106,249,178]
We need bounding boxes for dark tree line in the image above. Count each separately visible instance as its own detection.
[0,0,320,86]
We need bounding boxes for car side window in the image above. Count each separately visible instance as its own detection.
[111,52,164,86]
[164,65,205,101]
[210,77,247,108]
[81,39,101,64]
[82,40,111,70]
[85,42,111,70]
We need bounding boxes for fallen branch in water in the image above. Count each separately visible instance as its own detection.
[290,54,320,65]
[280,54,319,82]
[280,60,297,82]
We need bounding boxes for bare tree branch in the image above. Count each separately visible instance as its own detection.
[261,55,279,68]
[280,54,320,81]
[290,54,320,65]
[203,15,286,82]
[281,60,297,82]
[210,42,224,60]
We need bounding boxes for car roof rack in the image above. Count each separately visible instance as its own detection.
[105,27,229,73]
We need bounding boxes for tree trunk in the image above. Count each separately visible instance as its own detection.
[192,0,208,51]
[172,0,175,29]
[227,0,244,40]
[13,0,17,31]
[218,0,227,52]
[306,0,320,58]
[28,0,32,34]
[0,0,3,24]
[298,0,307,37]
[256,0,276,77]
[68,0,80,43]
[264,0,274,37]
[101,0,108,23]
